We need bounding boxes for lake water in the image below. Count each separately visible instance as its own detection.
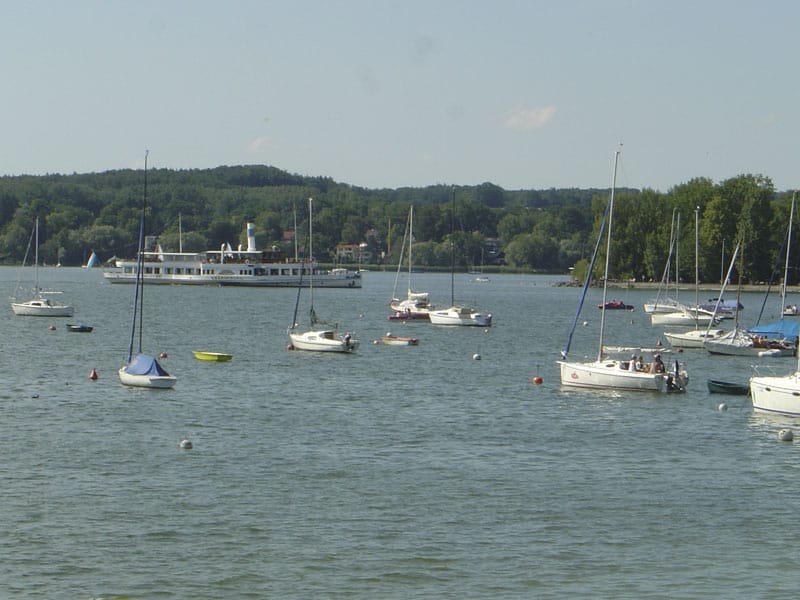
[2,267,799,598]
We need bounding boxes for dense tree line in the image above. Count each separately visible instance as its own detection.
[0,165,795,284]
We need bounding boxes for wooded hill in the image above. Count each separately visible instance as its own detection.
[0,165,795,285]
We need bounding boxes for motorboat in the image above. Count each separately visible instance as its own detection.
[65,323,93,332]
[598,300,634,310]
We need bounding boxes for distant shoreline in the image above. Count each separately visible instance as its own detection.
[604,280,794,293]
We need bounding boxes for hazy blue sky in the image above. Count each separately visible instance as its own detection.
[3,1,798,192]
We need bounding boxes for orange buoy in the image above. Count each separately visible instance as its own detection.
[89,368,98,381]
[532,376,543,385]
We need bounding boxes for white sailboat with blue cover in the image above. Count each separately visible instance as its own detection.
[118,152,176,389]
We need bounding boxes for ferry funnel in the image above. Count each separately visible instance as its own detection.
[247,223,256,251]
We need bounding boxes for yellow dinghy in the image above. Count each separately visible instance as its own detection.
[192,351,233,362]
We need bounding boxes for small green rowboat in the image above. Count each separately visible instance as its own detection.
[192,351,233,362]
[707,379,750,395]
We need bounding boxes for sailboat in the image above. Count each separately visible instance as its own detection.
[663,206,725,347]
[288,198,359,353]
[83,250,99,269]
[649,210,718,327]
[704,216,799,357]
[118,152,176,389]
[11,217,75,317]
[428,188,492,327]
[558,148,688,393]
[389,205,433,320]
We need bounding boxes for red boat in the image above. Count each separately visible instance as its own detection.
[598,300,634,310]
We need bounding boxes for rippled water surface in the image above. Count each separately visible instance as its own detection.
[2,267,800,598]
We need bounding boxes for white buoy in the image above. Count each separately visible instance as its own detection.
[582,321,588,326]
[778,429,794,442]
[179,439,193,449]
[717,402,728,411]
[472,352,481,361]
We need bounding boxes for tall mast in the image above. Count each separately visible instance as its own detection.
[597,148,620,362]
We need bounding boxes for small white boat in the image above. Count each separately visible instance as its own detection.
[379,333,419,346]
[118,353,177,388]
[289,329,358,352]
[12,297,74,317]
[287,198,358,354]
[11,218,75,317]
[427,188,492,328]
[428,306,492,327]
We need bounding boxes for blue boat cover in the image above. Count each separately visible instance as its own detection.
[126,353,171,376]
[748,319,800,339]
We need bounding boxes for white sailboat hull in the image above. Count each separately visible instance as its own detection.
[428,306,491,327]
[664,329,726,348]
[558,359,674,392]
[704,329,795,357]
[750,372,800,416]
[650,309,717,326]
[11,299,74,317]
[288,330,358,353]
[118,366,177,389]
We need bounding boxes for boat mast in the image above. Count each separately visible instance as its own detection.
[127,150,148,362]
[449,186,455,306]
[308,197,314,321]
[408,205,414,296]
[694,206,700,329]
[34,217,39,295]
[597,148,620,362]
[293,203,299,261]
[781,192,796,309]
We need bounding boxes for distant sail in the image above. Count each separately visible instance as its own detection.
[84,251,99,269]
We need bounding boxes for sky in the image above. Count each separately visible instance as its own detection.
[2,0,799,192]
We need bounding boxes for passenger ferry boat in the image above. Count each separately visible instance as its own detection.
[103,223,362,288]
